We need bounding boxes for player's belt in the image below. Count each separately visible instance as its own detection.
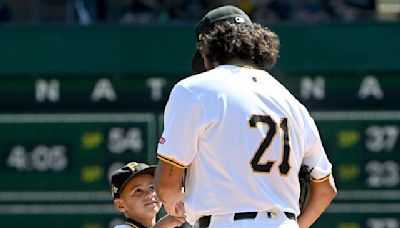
[198,211,296,227]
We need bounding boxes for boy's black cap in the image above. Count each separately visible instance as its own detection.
[192,5,253,73]
[111,162,156,199]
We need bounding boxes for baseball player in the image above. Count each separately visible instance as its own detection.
[155,5,337,228]
[110,162,185,228]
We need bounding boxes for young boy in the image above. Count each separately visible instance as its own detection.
[111,162,185,228]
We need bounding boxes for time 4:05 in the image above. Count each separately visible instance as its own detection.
[6,145,68,172]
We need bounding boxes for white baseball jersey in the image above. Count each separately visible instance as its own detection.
[157,65,332,225]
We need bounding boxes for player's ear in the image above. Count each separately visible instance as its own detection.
[201,52,213,70]
[113,198,126,213]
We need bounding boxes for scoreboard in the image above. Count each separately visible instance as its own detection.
[0,19,398,228]
[0,113,156,228]
[0,113,157,190]
[312,112,400,228]
[0,72,398,228]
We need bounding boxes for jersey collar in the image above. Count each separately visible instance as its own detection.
[217,64,260,71]
[126,218,147,228]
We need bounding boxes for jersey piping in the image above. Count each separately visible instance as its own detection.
[125,218,146,228]
[157,154,186,169]
[311,173,331,183]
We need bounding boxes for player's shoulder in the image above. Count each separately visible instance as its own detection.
[177,67,221,87]
[173,67,224,97]
[265,72,300,102]
[264,71,312,116]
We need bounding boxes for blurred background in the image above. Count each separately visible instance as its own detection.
[0,0,399,227]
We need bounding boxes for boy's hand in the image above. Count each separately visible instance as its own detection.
[174,201,185,217]
[163,200,184,217]
[163,192,184,217]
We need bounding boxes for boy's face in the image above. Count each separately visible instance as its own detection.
[114,174,162,220]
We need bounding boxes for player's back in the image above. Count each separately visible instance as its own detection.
[176,65,313,223]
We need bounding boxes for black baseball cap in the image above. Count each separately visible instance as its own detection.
[111,162,156,199]
[192,5,253,73]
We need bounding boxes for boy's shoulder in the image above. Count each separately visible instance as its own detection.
[114,225,135,228]
[114,224,146,228]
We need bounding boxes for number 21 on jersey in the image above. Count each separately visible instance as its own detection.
[249,115,291,176]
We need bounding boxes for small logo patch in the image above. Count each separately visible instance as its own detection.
[159,137,166,144]
[112,185,119,197]
[235,17,245,23]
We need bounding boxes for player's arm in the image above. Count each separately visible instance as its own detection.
[155,85,202,216]
[154,160,185,216]
[299,106,337,227]
[297,174,337,228]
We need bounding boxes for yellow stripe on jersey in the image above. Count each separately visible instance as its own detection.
[126,222,140,228]
[312,173,331,183]
[157,154,186,169]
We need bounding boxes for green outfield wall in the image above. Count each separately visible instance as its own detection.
[0,22,399,228]
[0,22,399,75]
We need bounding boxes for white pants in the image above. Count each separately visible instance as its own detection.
[196,212,299,228]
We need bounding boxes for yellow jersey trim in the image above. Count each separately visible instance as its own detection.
[126,222,140,228]
[157,154,186,169]
[311,173,331,183]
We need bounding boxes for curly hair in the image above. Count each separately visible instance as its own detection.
[198,21,280,69]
